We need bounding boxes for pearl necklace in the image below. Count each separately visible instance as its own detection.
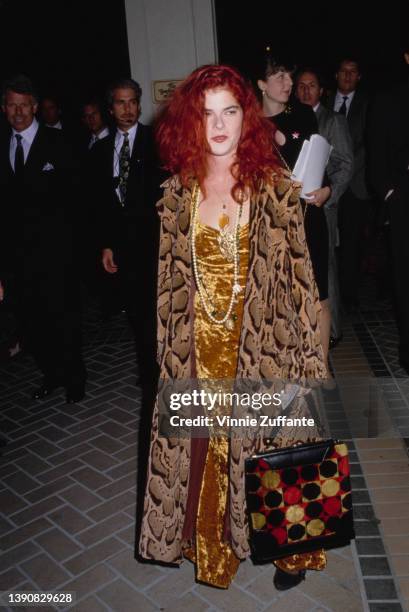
[191,183,243,330]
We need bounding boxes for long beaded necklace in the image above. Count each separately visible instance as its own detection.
[191,182,244,331]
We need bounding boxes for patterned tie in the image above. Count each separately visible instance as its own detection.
[338,96,348,116]
[118,132,130,205]
[14,133,24,177]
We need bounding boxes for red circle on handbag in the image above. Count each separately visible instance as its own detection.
[284,486,302,505]
[271,527,287,545]
[323,496,342,516]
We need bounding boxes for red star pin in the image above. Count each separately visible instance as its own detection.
[292,132,300,139]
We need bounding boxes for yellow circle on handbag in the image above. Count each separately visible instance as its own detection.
[335,443,348,457]
[251,512,266,529]
[261,470,280,490]
[322,479,340,497]
[306,519,325,536]
[286,505,304,523]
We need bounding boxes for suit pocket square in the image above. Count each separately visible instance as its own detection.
[42,163,54,171]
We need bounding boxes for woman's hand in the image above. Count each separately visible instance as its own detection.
[305,186,331,207]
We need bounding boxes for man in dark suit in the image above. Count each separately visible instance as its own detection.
[88,78,160,541]
[0,75,86,402]
[296,68,353,346]
[368,49,409,373]
[81,98,109,150]
[328,58,371,311]
[88,78,159,390]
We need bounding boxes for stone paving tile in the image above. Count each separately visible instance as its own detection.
[0,567,26,590]
[2,470,39,495]
[80,449,121,472]
[11,496,65,526]
[58,484,103,512]
[60,564,117,601]
[69,594,108,612]
[195,580,265,611]
[88,435,126,454]
[34,527,83,562]
[48,505,94,534]
[0,489,28,515]
[70,467,112,491]
[0,541,41,573]
[263,590,317,611]
[36,460,85,484]
[0,516,14,536]
[47,445,93,466]
[64,537,125,575]
[25,476,76,504]
[20,553,72,590]
[75,513,133,547]
[106,548,164,589]
[96,578,158,611]
[0,518,53,550]
[86,491,135,522]
[96,472,136,499]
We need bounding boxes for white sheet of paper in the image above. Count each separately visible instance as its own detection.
[291,134,332,198]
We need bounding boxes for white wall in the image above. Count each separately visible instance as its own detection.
[124,0,218,123]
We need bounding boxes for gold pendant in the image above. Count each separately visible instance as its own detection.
[218,212,230,229]
[224,318,235,331]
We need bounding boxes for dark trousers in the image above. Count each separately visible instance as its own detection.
[388,177,409,362]
[16,273,86,388]
[338,188,371,304]
[113,223,159,548]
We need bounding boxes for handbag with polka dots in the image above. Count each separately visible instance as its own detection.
[244,439,355,562]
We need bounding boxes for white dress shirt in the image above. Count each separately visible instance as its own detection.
[88,126,109,149]
[334,91,355,116]
[9,118,39,170]
[46,120,62,129]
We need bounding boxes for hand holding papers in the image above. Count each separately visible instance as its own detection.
[291,134,332,199]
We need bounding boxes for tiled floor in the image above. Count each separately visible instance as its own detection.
[1,276,409,611]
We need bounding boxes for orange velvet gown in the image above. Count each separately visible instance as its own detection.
[186,220,325,588]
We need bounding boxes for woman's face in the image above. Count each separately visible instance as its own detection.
[204,88,244,157]
[258,70,293,104]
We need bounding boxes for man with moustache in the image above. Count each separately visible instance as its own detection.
[296,68,353,346]
[88,79,159,389]
[88,77,160,542]
[0,75,86,402]
[327,58,371,312]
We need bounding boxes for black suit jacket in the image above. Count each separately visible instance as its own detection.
[87,122,160,255]
[0,125,77,290]
[328,89,370,199]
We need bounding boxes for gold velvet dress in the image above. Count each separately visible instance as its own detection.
[187,219,325,589]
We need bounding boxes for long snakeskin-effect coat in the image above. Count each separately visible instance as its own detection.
[139,173,327,563]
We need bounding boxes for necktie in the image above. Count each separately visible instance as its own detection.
[89,134,98,149]
[14,134,24,177]
[338,96,348,116]
[118,132,130,205]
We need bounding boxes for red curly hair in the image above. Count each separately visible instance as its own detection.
[156,64,280,200]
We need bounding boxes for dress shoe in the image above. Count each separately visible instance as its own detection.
[329,334,343,350]
[66,385,85,404]
[273,567,306,591]
[32,383,59,400]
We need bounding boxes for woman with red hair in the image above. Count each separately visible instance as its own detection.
[139,65,327,589]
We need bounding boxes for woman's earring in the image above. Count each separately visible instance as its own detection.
[262,90,265,96]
